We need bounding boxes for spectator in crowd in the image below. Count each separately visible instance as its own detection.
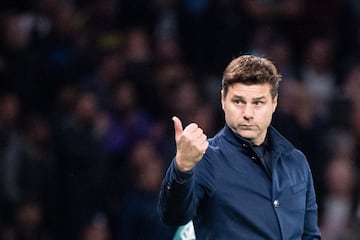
[103,80,153,162]
[3,199,52,240]
[114,139,176,240]
[320,129,357,240]
[81,50,126,109]
[0,12,41,111]
[301,35,337,118]
[0,93,24,226]
[53,90,109,240]
[343,63,360,107]
[265,35,297,82]
[8,114,57,236]
[81,212,111,240]
[124,27,157,110]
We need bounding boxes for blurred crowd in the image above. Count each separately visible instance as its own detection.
[0,0,359,239]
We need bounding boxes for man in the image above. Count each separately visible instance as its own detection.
[158,55,321,239]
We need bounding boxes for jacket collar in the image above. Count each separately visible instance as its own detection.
[220,124,295,155]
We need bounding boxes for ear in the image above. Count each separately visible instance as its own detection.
[221,90,225,110]
[272,94,278,112]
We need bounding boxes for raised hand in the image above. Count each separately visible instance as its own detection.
[173,116,209,172]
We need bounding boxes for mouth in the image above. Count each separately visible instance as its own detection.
[239,125,256,130]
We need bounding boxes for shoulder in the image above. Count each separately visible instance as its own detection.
[207,126,230,148]
[269,126,311,168]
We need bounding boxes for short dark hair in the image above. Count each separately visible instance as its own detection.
[222,55,282,98]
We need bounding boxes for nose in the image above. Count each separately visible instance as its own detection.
[243,104,254,120]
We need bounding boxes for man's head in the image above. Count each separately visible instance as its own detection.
[221,55,282,145]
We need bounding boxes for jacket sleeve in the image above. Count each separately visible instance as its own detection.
[302,165,322,239]
[157,159,198,226]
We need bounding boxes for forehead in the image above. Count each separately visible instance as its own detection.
[226,83,272,98]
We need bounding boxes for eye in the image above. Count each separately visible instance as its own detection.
[233,99,243,105]
[254,101,263,106]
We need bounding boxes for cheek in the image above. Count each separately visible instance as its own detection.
[225,105,243,121]
[260,109,274,124]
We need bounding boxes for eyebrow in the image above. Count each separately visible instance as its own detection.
[232,96,267,101]
[253,96,267,101]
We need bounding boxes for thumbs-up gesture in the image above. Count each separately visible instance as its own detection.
[172,116,209,172]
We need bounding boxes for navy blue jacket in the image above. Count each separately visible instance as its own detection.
[158,125,321,239]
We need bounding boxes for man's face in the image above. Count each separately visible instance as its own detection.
[221,83,277,145]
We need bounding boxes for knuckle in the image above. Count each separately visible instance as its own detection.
[188,123,198,129]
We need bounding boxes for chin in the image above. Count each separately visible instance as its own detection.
[237,131,255,140]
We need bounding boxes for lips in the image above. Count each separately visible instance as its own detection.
[239,125,255,130]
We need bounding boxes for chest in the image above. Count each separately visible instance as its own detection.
[209,146,308,215]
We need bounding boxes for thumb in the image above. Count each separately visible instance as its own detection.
[172,116,183,140]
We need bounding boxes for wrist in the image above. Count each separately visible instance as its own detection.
[175,156,194,172]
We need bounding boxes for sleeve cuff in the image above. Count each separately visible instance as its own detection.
[173,160,193,183]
